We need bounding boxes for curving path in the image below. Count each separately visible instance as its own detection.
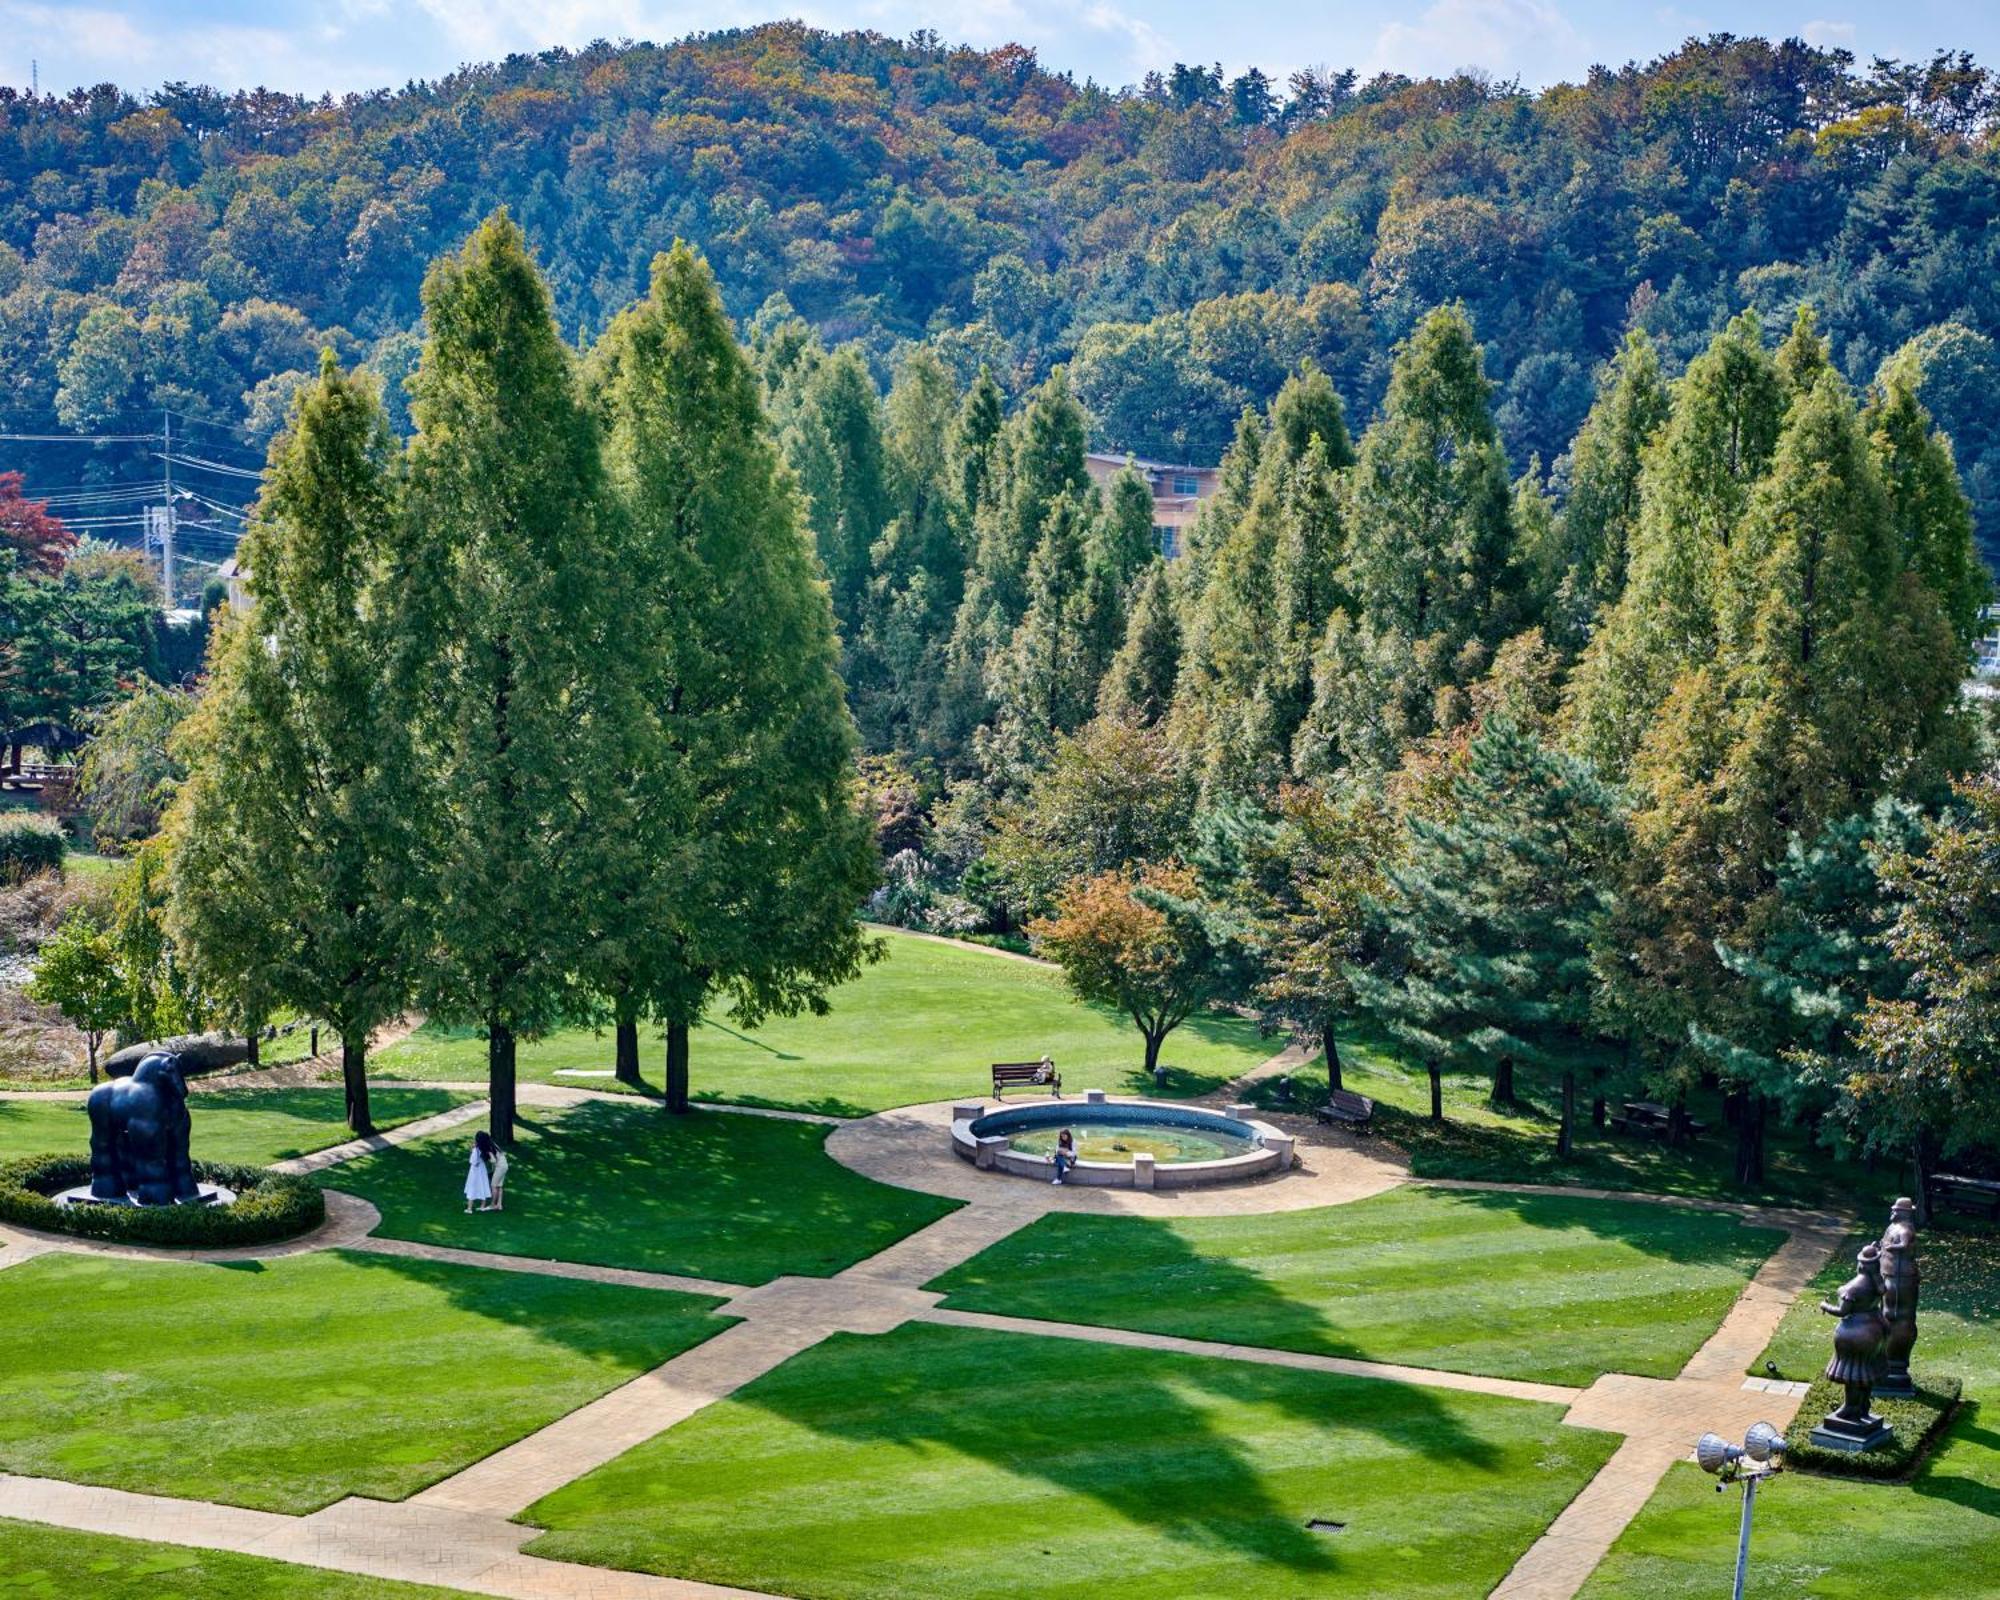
[0,1079,1850,1600]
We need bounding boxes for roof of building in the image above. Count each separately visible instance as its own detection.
[1085,450,1218,477]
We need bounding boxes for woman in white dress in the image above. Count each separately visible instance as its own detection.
[464,1131,494,1213]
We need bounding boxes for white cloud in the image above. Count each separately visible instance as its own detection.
[1802,18,1858,50]
[1370,0,1588,82]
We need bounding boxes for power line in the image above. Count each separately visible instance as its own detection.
[155,450,265,482]
[0,430,157,444]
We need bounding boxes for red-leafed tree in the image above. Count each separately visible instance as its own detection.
[0,475,75,575]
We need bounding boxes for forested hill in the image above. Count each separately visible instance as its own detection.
[6,26,2000,558]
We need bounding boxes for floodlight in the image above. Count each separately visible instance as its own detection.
[1696,1432,1741,1475]
[1743,1421,1787,1463]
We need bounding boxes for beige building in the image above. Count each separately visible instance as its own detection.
[1084,452,1219,559]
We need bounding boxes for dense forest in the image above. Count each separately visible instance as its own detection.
[4,26,2000,561]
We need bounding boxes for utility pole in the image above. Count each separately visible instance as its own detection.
[159,409,175,607]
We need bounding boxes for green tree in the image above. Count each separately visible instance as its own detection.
[985,487,1098,776]
[27,908,125,1081]
[1853,779,2000,1214]
[790,346,892,641]
[388,214,621,1147]
[588,243,879,1113]
[1301,307,1518,773]
[1354,717,1624,1149]
[1866,360,1989,652]
[1097,559,1181,726]
[166,353,412,1134]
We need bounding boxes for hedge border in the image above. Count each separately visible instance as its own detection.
[1783,1373,1965,1480]
[0,1154,325,1248]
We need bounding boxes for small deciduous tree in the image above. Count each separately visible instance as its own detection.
[27,909,124,1081]
[1031,863,1253,1080]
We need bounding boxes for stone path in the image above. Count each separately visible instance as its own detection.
[0,1077,1859,1600]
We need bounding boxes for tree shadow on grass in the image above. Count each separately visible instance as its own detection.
[1429,1186,1789,1269]
[328,1100,956,1285]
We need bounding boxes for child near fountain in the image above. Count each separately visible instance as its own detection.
[490,1142,509,1211]
[1052,1128,1077,1184]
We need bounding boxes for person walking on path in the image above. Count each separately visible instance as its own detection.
[465,1130,495,1212]
[490,1143,509,1212]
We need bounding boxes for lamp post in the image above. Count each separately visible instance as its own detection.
[1695,1421,1787,1600]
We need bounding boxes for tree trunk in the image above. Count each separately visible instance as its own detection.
[246,1030,260,1068]
[1557,1069,1576,1160]
[1323,1027,1343,1096]
[1490,1056,1515,1106]
[664,1019,690,1115]
[1732,1090,1765,1187]
[1912,1134,1934,1226]
[614,1000,642,1089]
[342,1033,374,1136]
[489,1022,516,1147]
[1142,1029,1165,1081]
[1590,1064,1607,1128]
[86,1034,99,1085]
[1427,1059,1443,1122]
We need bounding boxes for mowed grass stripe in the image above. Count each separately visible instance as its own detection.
[0,1249,730,1514]
[524,1321,1619,1600]
[930,1186,1785,1387]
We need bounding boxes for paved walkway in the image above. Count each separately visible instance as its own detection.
[0,1074,1859,1600]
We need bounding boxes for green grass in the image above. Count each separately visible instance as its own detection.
[0,1249,728,1513]
[0,1087,472,1167]
[326,1098,958,1285]
[1251,1029,1898,1211]
[372,927,1273,1115]
[1581,1226,2000,1597]
[63,851,125,884]
[0,1520,468,1599]
[523,1321,1621,1600]
[930,1185,1785,1387]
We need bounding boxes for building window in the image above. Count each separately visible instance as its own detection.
[1172,473,1200,497]
[1155,524,1179,559]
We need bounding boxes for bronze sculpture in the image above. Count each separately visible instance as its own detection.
[1876,1196,1921,1398]
[1809,1241,1893,1452]
[85,1052,201,1207]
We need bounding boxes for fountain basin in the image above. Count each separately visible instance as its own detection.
[951,1098,1293,1189]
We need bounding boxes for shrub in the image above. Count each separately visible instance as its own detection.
[1783,1374,1963,1480]
[0,812,66,883]
[0,1154,325,1247]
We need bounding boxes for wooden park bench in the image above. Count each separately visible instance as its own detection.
[992,1059,1061,1098]
[1315,1088,1374,1130]
[1928,1173,2000,1221]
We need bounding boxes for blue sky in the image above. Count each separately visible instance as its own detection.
[6,0,1996,98]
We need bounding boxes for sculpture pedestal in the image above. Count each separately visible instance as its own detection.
[1874,1371,1917,1399]
[54,1182,237,1209]
[1809,1412,1893,1453]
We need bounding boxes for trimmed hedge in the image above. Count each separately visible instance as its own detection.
[0,811,65,882]
[1783,1373,1964,1480]
[0,1154,325,1247]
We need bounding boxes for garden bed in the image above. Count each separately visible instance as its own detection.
[0,1154,325,1247]
[1782,1374,1963,1480]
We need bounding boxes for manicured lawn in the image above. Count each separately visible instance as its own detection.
[0,1520,467,1599]
[1249,1030,1896,1211]
[372,927,1272,1114]
[0,1087,472,1167]
[1581,1227,2000,1597]
[524,1321,1620,1600]
[328,1098,958,1285]
[930,1186,1785,1387]
[0,1249,728,1513]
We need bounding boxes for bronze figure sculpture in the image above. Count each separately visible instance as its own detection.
[1876,1196,1921,1398]
[1809,1241,1893,1452]
[85,1051,200,1207]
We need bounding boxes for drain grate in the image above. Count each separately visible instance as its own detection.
[1305,1519,1347,1535]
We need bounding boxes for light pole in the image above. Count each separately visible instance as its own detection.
[1695,1421,1787,1600]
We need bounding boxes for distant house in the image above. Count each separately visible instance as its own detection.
[215,556,249,611]
[1969,604,2000,700]
[1084,452,1219,559]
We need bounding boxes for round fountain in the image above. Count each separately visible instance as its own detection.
[950,1092,1295,1190]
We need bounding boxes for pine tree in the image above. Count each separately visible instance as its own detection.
[1867,361,1990,652]
[986,487,1097,776]
[166,352,411,1134]
[792,346,892,641]
[1301,306,1517,774]
[1082,465,1160,684]
[1538,330,1670,655]
[1566,312,1785,778]
[1353,717,1624,1146]
[589,243,878,1112]
[388,213,622,1146]
[1098,559,1181,726]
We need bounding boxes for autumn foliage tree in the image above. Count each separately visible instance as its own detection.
[1031,863,1253,1080]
